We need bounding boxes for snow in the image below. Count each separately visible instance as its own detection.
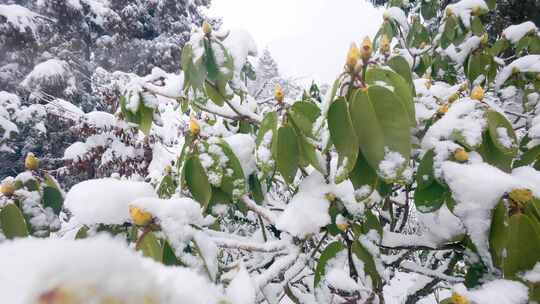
[63,142,88,161]
[276,171,360,238]
[226,265,256,304]
[496,127,514,149]
[502,21,537,44]
[495,55,540,90]
[443,35,482,64]
[522,262,540,283]
[446,0,488,28]
[385,7,409,33]
[0,236,224,304]
[441,162,540,270]
[452,280,529,304]
[65,179,157,225]
[21,59,69,88]
[383,205,465,248]
[378,148,407,181]
[84,111,116,128]
[223,29,258,74]
[0,4,41,34]
[223,133,256,177]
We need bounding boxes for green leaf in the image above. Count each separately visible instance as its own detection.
[387,56,415,96]
[327,97,359,180]
[349,87,412,181]
[471,17,484,36]
[276,125,300,184]
[421,0,438,19]
[349,151,378,191]
[256,112,278,146]
[487,110,518,156]
[75,226,88,239]
[362,209,383,236]
[138,103,154,136]
[417,149,435,190]
[288,101,320,138]
[503,213,540,278]
[478,131,513,172]
[184,155,212,208]
[42,186,63,215]
[157,175,176,198]
[414,182,447,213]
[162,241,181,266]
[0,204,29,239]
[136,231,163,262]
[352,240,383,290]
[366,68,415,126]
[181,44,207,92]
[489,200,508,269]
[296,132,324,173]
[205,81,225,106]
[217,140,246,199]
[248,174,264,204]
[314,241,345,287]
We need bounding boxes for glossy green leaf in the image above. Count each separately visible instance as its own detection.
[487,110,518,156]
[352,240,382,290]
[489,200,508,269]
[349,151,378,191]
[136,231,162,262]
[478,131,513,172]
[276,125,299,184]
[217,140,246,199]
[349,88,412,181]
[42,186,63,215]
[387,56,415,95]
[366,68,415,126]
[205,81,225,106]
[184,155,212,208]
[503,213,540,278]
[327,97,359,171]
[0,204,29,239]
[138,103,154,136]
[162,240,181,266]
[414,182,447,213]
[314,241,345,287]
[256,112,278,146]
[417,149,435,190]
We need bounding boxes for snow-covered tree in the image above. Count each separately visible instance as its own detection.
[0,0,211,180]
[0,1,540,304]
[248,48,304,102]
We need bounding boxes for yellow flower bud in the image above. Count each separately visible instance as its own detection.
[446,8,454,17]
[202,20,212,35]
[25,152,39,171]
[459,82,469,92]
[470,85,485,101]
[419,42,427,49]
[425,79,432,89]
[274,84,284,103]
[336,222,349,232]
[325,192,337,203]
[448,93,459,103]
[360,36,373,61]
[189,117,200,136]
[383,11,390,21]
[453,148,469,163]
[437,104,449,115]
[451,292,469,304]
[508,188,533,205]
[380,35,391,54]
[129,206,153,226]
[0,181,15,196]
[346,43,360,70]
[480,33,489,45]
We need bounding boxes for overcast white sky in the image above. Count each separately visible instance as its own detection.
[207,0,383,84]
